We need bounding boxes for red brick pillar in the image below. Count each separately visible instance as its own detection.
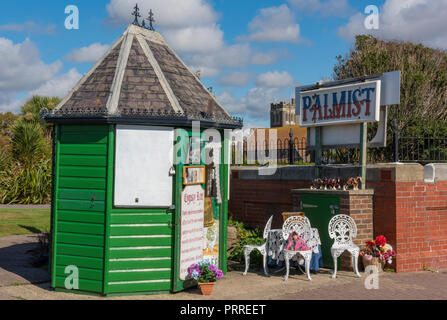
[339,191,374,270]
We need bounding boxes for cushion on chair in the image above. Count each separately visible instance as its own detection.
[286,232,310,251]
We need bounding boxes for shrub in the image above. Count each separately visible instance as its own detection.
[0,159,52,204]
[228,217,265,267]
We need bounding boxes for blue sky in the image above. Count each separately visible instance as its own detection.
[1,0,445,127]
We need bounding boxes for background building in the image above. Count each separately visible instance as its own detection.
[270,99,298,128]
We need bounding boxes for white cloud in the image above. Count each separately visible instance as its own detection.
[0,37,81,113]
[240,5,302,43]
[218,72,252,87]
[251,52,279,65]
[256,71,294,88]
[66,43,110,63]
[287,0,353,17]
[0,21,56,35]
[30,68,82,98]
[217,87,288,120]
[163,25,224,53]
[338,0,447,49]
[0,38,61,92]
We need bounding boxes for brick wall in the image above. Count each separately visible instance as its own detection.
[229,164,447,273]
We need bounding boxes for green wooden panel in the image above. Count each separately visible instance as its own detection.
[110,236,172,248]
[58,199,105,213]
[59,177,106,190]
[56,266,103,281]
[58,189,106,202]
[57,232,105,247]
[59,166,107,179]
[109,247,172,259]
[57,255,104,270]
[60,144,108,156]
[110,225,172,236]
[57,244,104,259]
[55,276,103,293]
[61,125,108,134]
[110,208,170,214]
[108,258,171,271]
[57,221,105,236]
[107,281,171,294]
[59,155,107,167]
[301,193,340,269]
[60,132,108,144]
[108,270,171,282]
[57,211,105,224]
[110,214,172,224]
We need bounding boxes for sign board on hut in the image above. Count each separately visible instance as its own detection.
[179,185,205,280]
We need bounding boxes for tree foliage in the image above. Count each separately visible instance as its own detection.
[334,35,447,162]
[0,95,57,204]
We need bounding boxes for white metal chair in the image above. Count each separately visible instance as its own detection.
[243,215,273,277]
[328,214,361,279]
[282,216,313,281]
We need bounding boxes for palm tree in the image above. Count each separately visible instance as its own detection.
[11,120,47,168]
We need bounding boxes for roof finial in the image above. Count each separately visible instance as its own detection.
[146,9,155,31]
[131,3,141,26]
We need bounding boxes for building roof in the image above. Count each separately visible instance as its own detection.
[44,25,242,129]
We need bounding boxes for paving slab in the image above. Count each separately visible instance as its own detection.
[0,234,50,288]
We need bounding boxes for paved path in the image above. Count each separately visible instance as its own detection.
[0,234,446,300]
[276,270,447,300]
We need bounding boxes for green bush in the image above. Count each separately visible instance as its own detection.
[0,159,52,204]
[228,217,265,267]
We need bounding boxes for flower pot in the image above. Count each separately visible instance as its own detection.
[198,282,216,295]
[362,256,385,272]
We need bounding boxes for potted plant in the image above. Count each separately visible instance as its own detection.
[188,260,223,295]
[360,235,396,272]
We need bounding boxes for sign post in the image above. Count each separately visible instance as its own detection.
[359,123,367,189]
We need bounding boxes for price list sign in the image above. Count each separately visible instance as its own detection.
[179,185,205,280]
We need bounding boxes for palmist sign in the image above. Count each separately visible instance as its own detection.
[299,80,381,127]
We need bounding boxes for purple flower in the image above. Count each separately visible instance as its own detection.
[216,270,223,280]
[209,265,217,272]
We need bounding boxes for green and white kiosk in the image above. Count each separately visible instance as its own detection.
[43,24,242,296]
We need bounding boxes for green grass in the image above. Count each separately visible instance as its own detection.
[0,209,50,237]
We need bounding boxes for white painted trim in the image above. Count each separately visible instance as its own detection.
[111,224,168,227]
[109,268,171,273]
[128,24,167,46]
[136,34,183,114]
[110,246,171,250]
[109,257,171,262]
[109,279,170,285]
[54,34,125,112]
[106,32,134,115]
[110,235,171,239]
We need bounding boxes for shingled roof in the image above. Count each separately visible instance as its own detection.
[44,25,242,129]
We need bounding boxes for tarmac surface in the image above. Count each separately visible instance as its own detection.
[0,234,446,300]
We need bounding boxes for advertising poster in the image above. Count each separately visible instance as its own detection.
[179,185,204,280]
